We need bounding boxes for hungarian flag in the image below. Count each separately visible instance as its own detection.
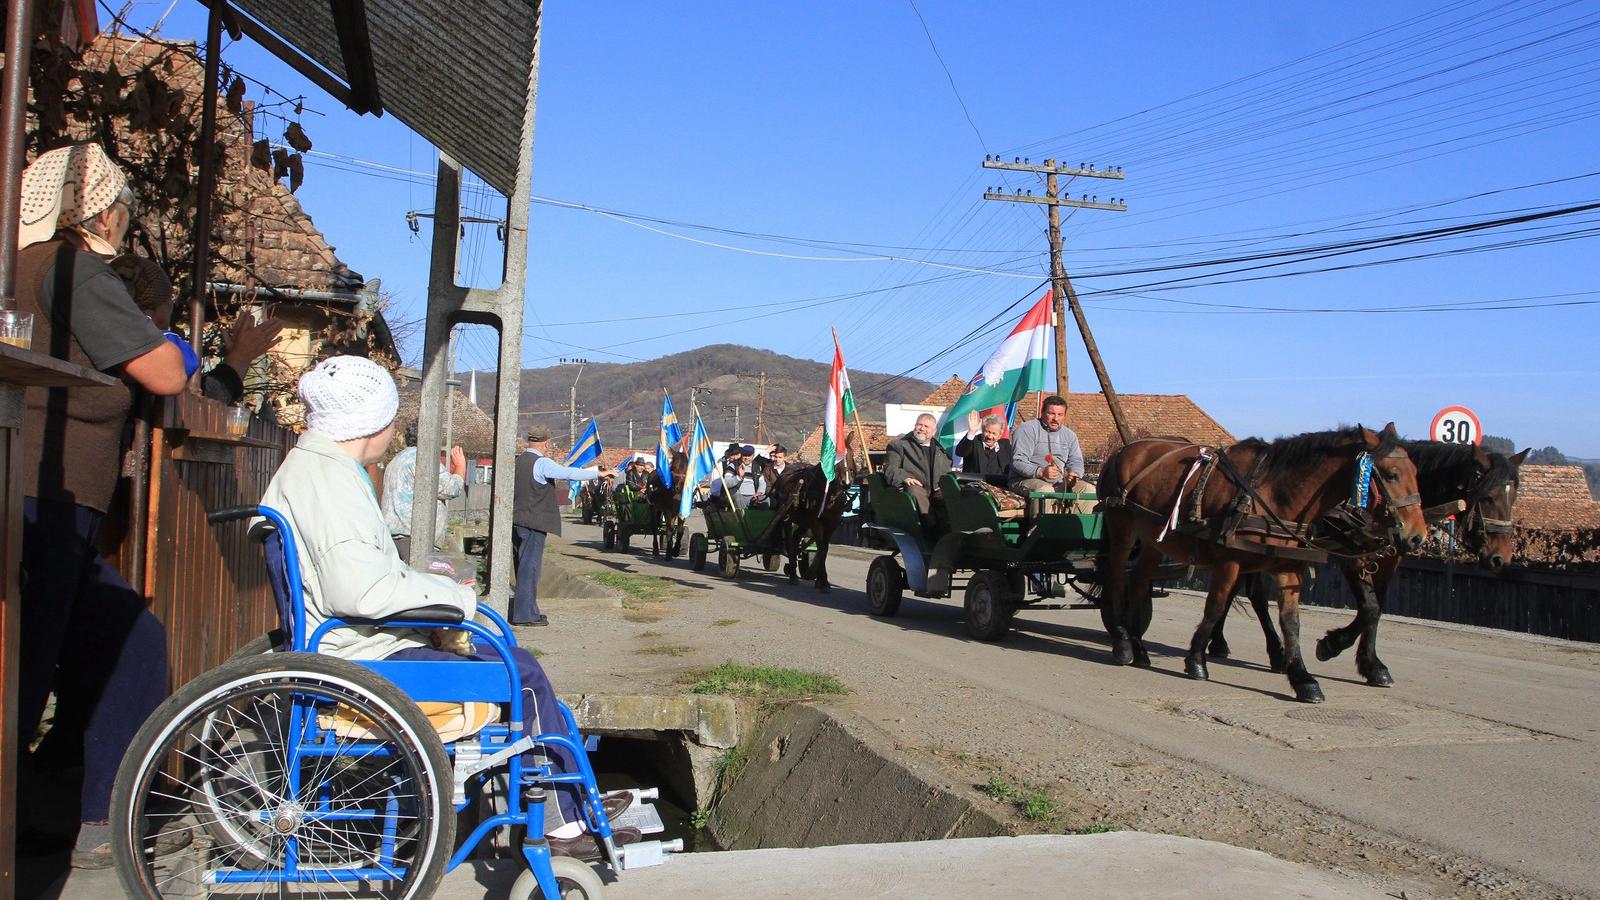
[936,290,1054,451]
[820,334,857,483]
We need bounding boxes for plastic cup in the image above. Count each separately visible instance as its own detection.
[225,406,251,437]
[0,310,34,349]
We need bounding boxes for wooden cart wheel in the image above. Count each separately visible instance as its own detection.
[602,522,615,550]
[762,552,782,572]
[719,546,740,579]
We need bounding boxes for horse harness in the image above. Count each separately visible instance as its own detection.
[1105,441,1421,564]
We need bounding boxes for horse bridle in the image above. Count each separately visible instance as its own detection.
[1458,471,1516,551]
[1352,448,1423,549]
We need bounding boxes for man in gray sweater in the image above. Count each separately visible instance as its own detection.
[1007,395,1096,512]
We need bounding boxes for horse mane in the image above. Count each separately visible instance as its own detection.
[1236,426,1402,479]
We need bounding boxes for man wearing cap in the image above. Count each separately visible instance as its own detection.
[260,357,639,858]
[512,425,615,626]
[726,444,761,510]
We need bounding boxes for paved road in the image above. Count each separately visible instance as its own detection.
[545,518,1600,897]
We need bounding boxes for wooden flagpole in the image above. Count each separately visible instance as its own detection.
[833,327,874,475]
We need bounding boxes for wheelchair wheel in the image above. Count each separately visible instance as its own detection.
[111,651,455,899]
[510,856,606,899]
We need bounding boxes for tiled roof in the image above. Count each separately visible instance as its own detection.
[395,387,496,458]
[83,36,364,293]
[920,376,971,408]
[796,422,891,461]
[1513,465,1600,530]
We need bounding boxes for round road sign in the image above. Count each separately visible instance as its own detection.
[1430,406,1482,446]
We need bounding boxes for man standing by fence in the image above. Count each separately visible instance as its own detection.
[512,426,614,626]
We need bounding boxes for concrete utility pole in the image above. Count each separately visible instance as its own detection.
[627,419,635,449]
[982,157,1133,444]
[444,328,458,450]
[723,404,741,440]
[755,371,767,444]
[561,357,588,446]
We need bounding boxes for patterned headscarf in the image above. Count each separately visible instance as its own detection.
[18,144,132,252]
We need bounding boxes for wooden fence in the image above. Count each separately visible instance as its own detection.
[1302,557,1600,643]
[107,393,291,692]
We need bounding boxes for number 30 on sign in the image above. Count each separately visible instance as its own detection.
[1430,406,1482,445]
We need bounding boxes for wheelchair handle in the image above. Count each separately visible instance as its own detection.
[208,505,261,524]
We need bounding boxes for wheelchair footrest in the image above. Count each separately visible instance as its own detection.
[616,838,683,870]
[609,801,665,835]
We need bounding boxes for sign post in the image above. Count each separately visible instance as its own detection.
[1430,406,1483,446]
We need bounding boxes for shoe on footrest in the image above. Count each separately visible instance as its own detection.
[547,825,642,861]
[601,792,634,820]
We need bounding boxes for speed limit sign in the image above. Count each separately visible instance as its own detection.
[1430,406,1482,445]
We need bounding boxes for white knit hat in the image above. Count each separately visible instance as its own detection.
[298,356,399,441]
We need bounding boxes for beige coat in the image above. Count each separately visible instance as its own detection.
[257,431,476,660]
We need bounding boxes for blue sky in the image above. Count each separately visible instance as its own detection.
[121,1,1600,455]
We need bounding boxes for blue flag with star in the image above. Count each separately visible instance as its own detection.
[656,390,683,487]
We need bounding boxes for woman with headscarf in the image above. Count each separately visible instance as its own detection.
[12,144,189,867]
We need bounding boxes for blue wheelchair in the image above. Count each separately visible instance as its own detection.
[109,505,679,898]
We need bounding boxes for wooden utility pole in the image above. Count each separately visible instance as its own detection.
[983,157,1134,444]
[755,372,767,444]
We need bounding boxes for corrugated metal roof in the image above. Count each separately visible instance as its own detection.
[233,0,538,196]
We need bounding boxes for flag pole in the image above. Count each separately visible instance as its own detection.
[833,327,875,475]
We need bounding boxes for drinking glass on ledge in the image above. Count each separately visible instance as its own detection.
[0,310,34,349]
[225,406,251,437]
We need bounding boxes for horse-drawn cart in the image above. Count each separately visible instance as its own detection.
[861,472,1104,640]
[690,502,813,578]
[602,486,686,557]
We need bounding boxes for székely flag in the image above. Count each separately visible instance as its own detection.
[656,390,684,487]
[936,290,1053,451]
[563,419,602,467]
[820,333,857,483]
[679,414,718,518]
[563,419,603,502]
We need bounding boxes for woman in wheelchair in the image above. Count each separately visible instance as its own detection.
[257,357,641,859]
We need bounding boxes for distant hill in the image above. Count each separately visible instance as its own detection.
[468,344,937,455]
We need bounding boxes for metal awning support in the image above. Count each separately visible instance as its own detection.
[409,7,541,609]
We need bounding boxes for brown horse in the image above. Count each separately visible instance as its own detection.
[643,450,690,557]
[1214,443,1526,686]
[1097,424,1428,703]
[757,436,860,592]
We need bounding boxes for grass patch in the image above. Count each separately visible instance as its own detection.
[638,644,693,657]
[984,775,1059,824]
[639,630,664,638]
[588,571,676,601]
[1068,823,1122,835]
[712,618,740,627]
[686,662,847,700]
[690,807,711,829]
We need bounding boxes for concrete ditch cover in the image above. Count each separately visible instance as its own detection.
[1157,696,1540,751]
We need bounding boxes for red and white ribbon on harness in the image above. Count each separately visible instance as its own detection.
[1158,448,1213,541]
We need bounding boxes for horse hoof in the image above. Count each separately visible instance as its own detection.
[816,582,832,594]
[1315,635,1339,662]
[1184,657,1209,681]
[1207,639,1230,659]
[1111,641,1135,667]
[1363,666,1394,688]
[1133,646,1152,668]
[1294,681,1325,704]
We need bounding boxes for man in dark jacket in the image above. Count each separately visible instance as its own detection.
[512,426,613,625]
[954,411,1013,487]
[883,414,951,523]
